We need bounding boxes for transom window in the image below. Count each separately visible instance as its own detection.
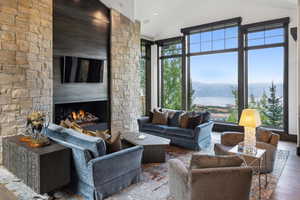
[189,26,238,53]
[246,28,284,47]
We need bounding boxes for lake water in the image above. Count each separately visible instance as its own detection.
[193,97,235,107]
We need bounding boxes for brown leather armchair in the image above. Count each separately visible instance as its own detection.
[214,128,280,173]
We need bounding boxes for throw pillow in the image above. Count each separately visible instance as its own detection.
[190,154,243,169]
[106,132,122,153]
[161,108,177,119]
[149,111,154,122]
[95,130,111,140]
[201,111,211,123]
[162,109,183,127]
[152,109,168,125]
[187,114,203,129]
[169,111,184,127]
[179,112,190,128]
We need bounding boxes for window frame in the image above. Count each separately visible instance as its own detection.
[140,39,153,115]
[156,37,184,109]
[181,17,291,136]
[241,18,290,134]
[155,17,293,139]
[184,18,241,123]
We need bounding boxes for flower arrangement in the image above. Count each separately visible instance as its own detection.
[20,111,50,148]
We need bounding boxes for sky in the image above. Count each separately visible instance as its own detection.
[189,28,284,84]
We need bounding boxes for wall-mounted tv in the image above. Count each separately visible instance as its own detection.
[60,56,104,83]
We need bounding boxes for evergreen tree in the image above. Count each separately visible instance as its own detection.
[262,83,283,127]
[162,57,182,110]
[227,87,238,123]
[258,91,269,124]
[249,94,257,108]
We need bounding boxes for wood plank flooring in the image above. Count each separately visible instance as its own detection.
[0,137,299,200]
[270,141,300,200]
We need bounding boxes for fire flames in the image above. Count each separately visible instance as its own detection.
[71,110,86,121]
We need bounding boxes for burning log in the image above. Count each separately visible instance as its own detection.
[60,119,110,140]
[68,110,99,125]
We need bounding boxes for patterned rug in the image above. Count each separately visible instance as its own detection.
[0,145,289,200]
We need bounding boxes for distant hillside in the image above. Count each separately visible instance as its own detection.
[192,82,283,98]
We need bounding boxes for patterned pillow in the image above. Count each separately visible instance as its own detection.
[152,109,168,125]
[161,109,183,127]
[106,132,122,153]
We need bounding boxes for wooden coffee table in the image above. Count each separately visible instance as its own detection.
[122,132,170,163]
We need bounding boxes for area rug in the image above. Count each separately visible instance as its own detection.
[0,145,289,200]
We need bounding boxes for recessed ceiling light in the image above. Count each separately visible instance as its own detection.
[143,19,150,24]
[153,12,159,16]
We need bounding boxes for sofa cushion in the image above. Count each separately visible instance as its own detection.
[190,154,243,169]
[47,123,107,158]
[165,126,194,139]
[142,123,168,134]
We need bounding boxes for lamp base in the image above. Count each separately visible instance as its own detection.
[244,127,257,155]
[244,145,257,156]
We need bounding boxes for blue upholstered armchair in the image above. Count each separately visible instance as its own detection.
[46,124,143,200]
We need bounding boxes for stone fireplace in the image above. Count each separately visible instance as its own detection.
[0,0,142,162]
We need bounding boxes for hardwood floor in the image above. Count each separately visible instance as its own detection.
[270,141,300,200]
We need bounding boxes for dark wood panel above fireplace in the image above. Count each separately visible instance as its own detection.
[53,0,110,59]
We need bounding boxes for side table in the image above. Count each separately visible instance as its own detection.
[2,135,71,194]
[229,145,267,200]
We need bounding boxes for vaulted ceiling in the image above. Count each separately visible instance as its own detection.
[135,0,298,40]
[100,0,297,40]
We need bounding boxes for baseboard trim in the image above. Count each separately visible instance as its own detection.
[297,147,300,156]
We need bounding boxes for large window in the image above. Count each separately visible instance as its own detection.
[180,17,289,132]
[158,38,183,110]
[190,52,238,122]
[244,25,287,129]
[155,18,290,133]
[186,19,240,123]
[140,40,152,115]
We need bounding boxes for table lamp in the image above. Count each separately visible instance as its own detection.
[239,109,261,154]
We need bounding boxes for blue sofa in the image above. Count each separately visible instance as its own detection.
[46,123,143,200]
[138,114,214,150]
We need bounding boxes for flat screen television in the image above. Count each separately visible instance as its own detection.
[60,56,104,83]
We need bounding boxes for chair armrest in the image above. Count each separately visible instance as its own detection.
[191,167,252,200]
[88,146,143,186]
[194,121,214,139]
[221,132,244,146]
[137,116,150,131]
[168,159,189,200]
[49,138,92,164]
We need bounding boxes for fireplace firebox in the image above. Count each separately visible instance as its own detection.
[54,101,109,131]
